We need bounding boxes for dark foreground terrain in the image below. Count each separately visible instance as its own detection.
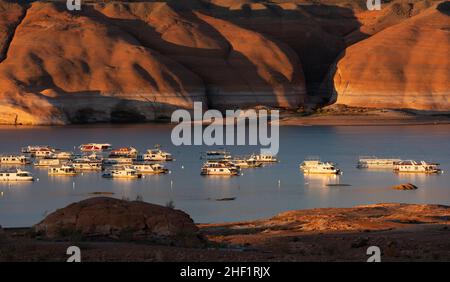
[1,202,449,262]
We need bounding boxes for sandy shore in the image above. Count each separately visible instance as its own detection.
[1,203,449,262]
[279,106,450,126]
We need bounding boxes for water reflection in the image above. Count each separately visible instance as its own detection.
[304,174,340,188]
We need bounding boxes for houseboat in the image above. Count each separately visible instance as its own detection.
[72,158,103,171]
[201,161,240,176]
[394,160,442,174]
[48,165,78,176]
[21,145,54,155]
[109,147,138,158]
[300,159,341,174]
[357,156,402,169]
[79,143,112,153]
[102,168,142,179]
[132,163,168,174]
[202,150,232,161]
[34,158,62,167]
[143,148,173,161]
[103,157,133,166]
[54,151,74,160]
[0,155,31,165]
[0,169,34,181]
[251,153,278,163]
[230,158,262,168]
[34,147,56,158]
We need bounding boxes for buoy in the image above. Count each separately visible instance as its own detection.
[170,180,173,189]
[181,165,184,169]
[72,181,75,189]
[0,191,3,197]
[36,178,40,182]
[278,179,281,188]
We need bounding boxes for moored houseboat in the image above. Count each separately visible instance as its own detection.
[0,169,34,181]
[300,158,341,174]
[394,160,442,174]
[357,156,402,169]
[102,167,142,179]
[109,147,138,158]
[0,155,31,165]
[143,148,173,161]
[251,153,278,163]
[48,165,78,176]
[79,143,112,153]
[33,158,62,167]
[132,163,168,174]
[72,158,103,171]
[201,161,240,176]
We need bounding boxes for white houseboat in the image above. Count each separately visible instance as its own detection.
[201,162,240,176]
[48,165,78,176]
[143,148,173,161]
[357,156,402,169]
[102,168,142,179]
[132,163,168,174]
[0,155,31,165]
[34,158,62,167]
[109,147,138,158]
[251,153,278,163]
[0,169,34,181]
[300,159,341,174]
[21,145,54,155]
[202,150,232,161]
[72,158,103,171]
[79,143,112,153]
[394,160,442,174]
[230,158,262,168]
[54,151,74,160]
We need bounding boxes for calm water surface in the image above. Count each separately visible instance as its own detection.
[1,124,449,227]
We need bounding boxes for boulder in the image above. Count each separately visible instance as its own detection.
[392,183,418,190]
[33,197,204,247]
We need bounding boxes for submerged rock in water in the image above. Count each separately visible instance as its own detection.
[33,197,204,247]
[392,183,418,190]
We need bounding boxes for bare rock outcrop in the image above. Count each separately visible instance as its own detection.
[33,197,204,247]
[330,1,450,111]
[392,183,418,190]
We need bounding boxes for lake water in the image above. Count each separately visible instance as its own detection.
[0,124,450,227]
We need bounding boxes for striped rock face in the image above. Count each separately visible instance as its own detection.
[0,1,306,125]
[330,1,450,111]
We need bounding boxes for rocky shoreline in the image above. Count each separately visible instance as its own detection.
[1,199,449,262]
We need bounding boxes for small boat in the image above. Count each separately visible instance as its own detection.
[201,161,240,176]
[143,148,173,161]
[72,158,103,171]
[0,155,31,165]
[132,163,168,174]
[0,169,34,181]
[251,153,278,163]
[300,158,341,174]
[202,150,232,160]
[357,156,402,169]
[79,143,112,153]
[102,168,142,179]
[109,147,138,158]
[48,165,78,176]
[34,158,62,167]
[394,160,442,174]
